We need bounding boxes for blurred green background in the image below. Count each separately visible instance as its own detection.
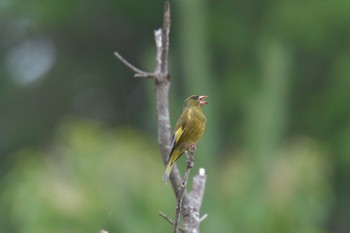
[1,0,349,232]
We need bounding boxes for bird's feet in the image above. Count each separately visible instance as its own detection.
[189,144,196,153]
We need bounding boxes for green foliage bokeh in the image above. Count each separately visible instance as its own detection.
[1,121,331,233]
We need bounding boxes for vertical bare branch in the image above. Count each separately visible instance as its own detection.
[114,1,207,233]
[182,168,207,232]
[173,150,195,233]
[152,1,184,191]
[154,0,170,75]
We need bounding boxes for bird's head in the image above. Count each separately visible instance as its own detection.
[184,95,208,107]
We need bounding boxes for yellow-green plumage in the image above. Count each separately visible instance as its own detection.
[162,95,208,184]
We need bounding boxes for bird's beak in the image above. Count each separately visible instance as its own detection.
[198,96,208,105]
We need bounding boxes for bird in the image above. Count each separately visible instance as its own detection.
[162,95,208,184]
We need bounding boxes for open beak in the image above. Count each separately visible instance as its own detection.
[198,96,208,105]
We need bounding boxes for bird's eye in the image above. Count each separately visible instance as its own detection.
[192,96,199,100]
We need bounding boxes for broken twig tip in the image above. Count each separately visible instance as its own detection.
[199,213,208,222]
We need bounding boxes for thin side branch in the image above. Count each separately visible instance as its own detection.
[159,212,185,233]
[114,52,154,78]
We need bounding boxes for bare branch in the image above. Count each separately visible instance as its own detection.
[154,1,170,76]
[189,168,207,207]
[159,211,174,225]
[152,2,184,191]
[114,2,207,233]
[159,212,185,233]
[114,52,154,78]
[174,147,195,233]
[182,168,207,232]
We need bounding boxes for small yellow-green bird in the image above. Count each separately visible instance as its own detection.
[162,95,208,183]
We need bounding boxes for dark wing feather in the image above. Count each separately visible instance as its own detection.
[167,108,192,162]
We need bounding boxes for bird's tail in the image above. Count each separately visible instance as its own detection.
[162,161,174,184]
[162,149,181,184]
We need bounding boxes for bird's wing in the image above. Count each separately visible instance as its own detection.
[168,109,192,160]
